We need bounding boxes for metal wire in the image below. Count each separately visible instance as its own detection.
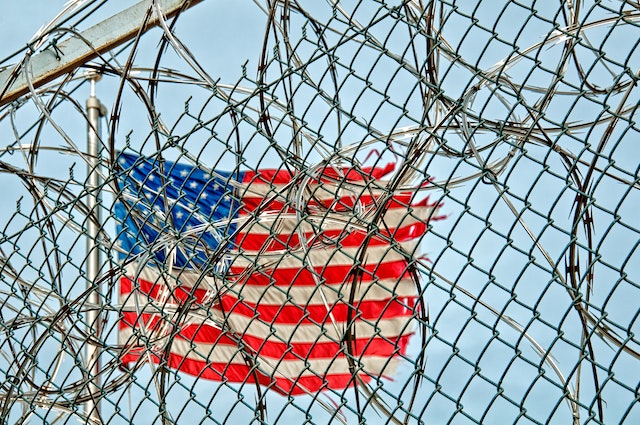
[0,0,638,423]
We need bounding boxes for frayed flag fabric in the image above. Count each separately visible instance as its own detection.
[115,152,443,396]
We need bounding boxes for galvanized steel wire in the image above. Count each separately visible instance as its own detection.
[0,0,638,423]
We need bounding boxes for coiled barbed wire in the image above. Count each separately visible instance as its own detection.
[0,1,638,424]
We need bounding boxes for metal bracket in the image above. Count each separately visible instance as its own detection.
[0,0,204,106]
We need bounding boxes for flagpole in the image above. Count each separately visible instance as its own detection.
[85,73,105,423]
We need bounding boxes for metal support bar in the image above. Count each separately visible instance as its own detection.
[85,75,106,423]
[0,0,204,106]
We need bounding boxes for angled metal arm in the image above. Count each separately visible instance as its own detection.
[0,0,204,106]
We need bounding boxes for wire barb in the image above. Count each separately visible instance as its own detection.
[0,1,638,424]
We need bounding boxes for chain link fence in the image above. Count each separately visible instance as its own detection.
[0,0,638,423]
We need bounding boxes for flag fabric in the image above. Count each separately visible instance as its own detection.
[115,152,442,396]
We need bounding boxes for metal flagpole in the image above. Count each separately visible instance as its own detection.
[85,73,106,423]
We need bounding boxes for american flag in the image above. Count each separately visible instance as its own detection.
[115,152,442,395]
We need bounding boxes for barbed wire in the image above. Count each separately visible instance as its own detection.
[0,0,638,424]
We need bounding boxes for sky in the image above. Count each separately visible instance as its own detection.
[0,2,639,425]
[0,2,59,61]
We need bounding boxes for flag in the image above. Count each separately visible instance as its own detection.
[115,152,443,396]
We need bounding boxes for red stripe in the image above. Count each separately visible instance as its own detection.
[168,321,413,357]
[239,332,412,360]
[241,163,396,184]
[120,307,415,358]
[239,191,434,214]
[218,296,417,324]
[120,276,210,304]
[121,273,416,320]
[121,321,413,367]
[121,303,416,345]
[275,373,366,396]
[119,312,162,330]
[169,323,413,359]
[121,264,414,301]
[120,350,372,396]
[120,352,268,385]
[235,221,429,251]
[228,260,412,286]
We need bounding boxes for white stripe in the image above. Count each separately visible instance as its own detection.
[153,334,405,379]
[118,322,407,379]
[121,240,418,285]
[118,296,416,345]
[218,310,415,344]
[120,268,418,306]
[121,263,219,292]
[238,180,395,201]
[230,242,419,269]
[226,277,418,306]
[235,204,437,236]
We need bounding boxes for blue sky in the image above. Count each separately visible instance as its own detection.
[1,2,639,424]
[1,1,60,60]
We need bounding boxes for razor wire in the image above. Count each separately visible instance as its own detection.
[0,0,638,424]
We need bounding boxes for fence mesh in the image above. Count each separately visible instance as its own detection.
[0,0,638,424]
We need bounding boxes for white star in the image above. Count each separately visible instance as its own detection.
[180,170,188,177]
[213,183,220,191]
[201,193,208,199]
[175,211,183,219]
[189,181,197,189]
[203,173,210,179]
[119,158,126,164]
[148,174,154,181]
